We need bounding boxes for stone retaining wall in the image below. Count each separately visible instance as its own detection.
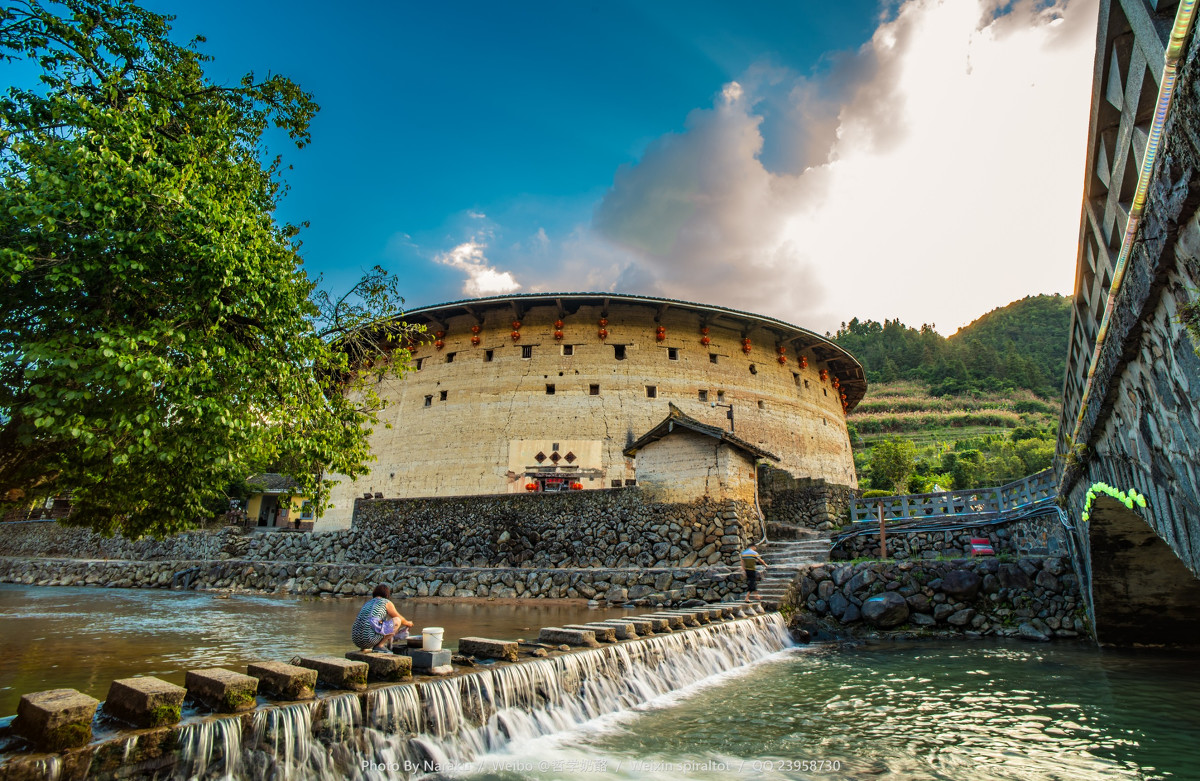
[0,489,760,571]
[830,515,1069,561]
[0,557,748,603]
[758,467,856,532]
[786,557,1085,641]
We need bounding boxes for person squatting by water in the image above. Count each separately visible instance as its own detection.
[741,544,767,601]
[352,584,414,653]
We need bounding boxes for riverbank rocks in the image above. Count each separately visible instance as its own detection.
[248,661,319,700]
[786,557,1087,642]
[13,689,99,751]
[102,677,186,728]
[185,668,259,713]
[940,570,981,600]
[861,593,909,628]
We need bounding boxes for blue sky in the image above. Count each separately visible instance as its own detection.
[95,2,1106,332]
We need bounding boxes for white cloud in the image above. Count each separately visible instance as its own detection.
[434,241,521,297]
[579,0,1098,333]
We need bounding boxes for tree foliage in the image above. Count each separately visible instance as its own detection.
[868,438,916,493]
[831,295,1071,398]
[0,0,419,536]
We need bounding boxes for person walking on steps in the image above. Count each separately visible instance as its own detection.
[741,544,767,601]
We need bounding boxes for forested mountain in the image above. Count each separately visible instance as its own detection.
[831,294,1072,398]
[832,295,1072,494]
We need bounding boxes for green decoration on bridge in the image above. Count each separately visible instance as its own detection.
[1080,482,1148,523]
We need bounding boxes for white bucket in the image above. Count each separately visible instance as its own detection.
[422,627,445,651]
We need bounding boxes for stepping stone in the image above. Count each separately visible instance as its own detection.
[655,612,699,627]
[602,617,654,635]
[13,689,99,751]
[248,661,318,700]
[345,652,413,682]
[634,616,671,632]
[409,649,452,675]
[671,609,711,623]
[641,613,684,630]
[538,627,599,647]
[458,637,519,662]
[184,668,259,713]
[103,677,186,728]
[592,620,637,640]
[295,656,368,692]
[564,624,617,643]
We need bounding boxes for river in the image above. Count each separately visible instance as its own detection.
[0,584,630,716]
[2,585,1199,779]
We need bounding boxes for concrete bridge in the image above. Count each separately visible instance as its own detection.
[1056,0,1200,646]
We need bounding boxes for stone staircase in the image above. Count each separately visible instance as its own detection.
[755,534,831,605]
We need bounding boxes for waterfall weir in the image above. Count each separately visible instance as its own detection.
[142,612,790,780]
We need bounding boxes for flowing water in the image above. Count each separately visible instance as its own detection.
[3,585,1200,779]
[0,584,631,715]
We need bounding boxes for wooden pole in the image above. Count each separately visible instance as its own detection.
[878,501,887,560]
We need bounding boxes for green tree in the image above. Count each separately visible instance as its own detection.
[869,438,917,493]
[0,1,418,536]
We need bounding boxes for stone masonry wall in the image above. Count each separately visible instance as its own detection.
[787,557,1085,642]
[757,466,856,533]
[1059,30,1200,580]
[0,488,761,581]
[830,515,1069,561]
[0,557,748,603]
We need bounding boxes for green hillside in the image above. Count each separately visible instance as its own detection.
[833,294,1071,398]
[833,295,1070,493]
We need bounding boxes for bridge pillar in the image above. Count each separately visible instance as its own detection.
[1088,495,1200,647]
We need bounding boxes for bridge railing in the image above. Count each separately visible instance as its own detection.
[849,469,1056,525]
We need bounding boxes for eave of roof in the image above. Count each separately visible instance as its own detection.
[623,403,779,462]
[386,292,867,410]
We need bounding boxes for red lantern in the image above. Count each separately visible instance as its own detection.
[511,331,521,341]
[656,329,666,342]
[742,338,752,355]
[778,355,787,365]
[820,369,828,381]
[554,320,564,329]
[554,330,564,340]
[799,356,808,369]
[840,392,847,400]
[525,482,537,492]
[511,320,522,330]
[434,339,445,350]
[470,335,481,346]
[598,328,609,340]
[700,326,710,336]
[434,330,446,339]
[571,482,583,490]
[470,324,481,334]
[599,318,608,328]
[700,336,711,346]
